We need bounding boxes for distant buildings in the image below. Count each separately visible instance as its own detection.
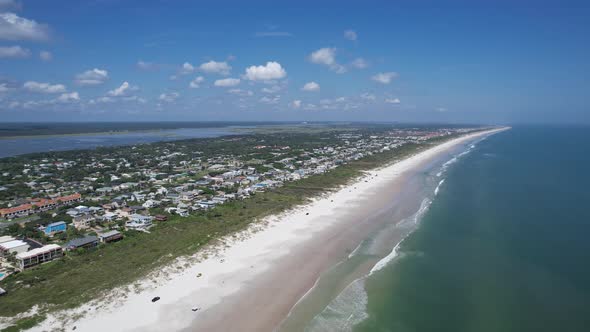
[0,193,82,219]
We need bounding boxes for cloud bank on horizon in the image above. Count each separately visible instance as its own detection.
[0,0,588,124]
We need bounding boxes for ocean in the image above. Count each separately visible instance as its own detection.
[354,126,590,332]
[281,126,590,332]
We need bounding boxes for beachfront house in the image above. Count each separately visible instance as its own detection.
[126,214,153,230]
[15,244,63,270]
[196,200,216,209]
[98,230,123,243]
[64,235,99,251]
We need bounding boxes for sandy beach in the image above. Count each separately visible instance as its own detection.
[30,128,506,332]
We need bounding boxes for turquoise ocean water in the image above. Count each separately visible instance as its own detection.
[354,126,590,332]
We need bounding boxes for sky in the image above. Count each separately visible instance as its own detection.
[0,0,589,124]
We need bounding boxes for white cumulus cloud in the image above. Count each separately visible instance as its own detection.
[309,48,346,73]
[0,45,29,58]
[108,81,137,96]
[23,81,66,94]
[75,68,109,86]
[180,62,195,75]
[302,81,320,92]
[199,60,231,75]
[0,12,50,41]
[244,61,286,81]
[189,76,205,88]
[371,72,398,84]
[214,78,240,87]
[57,92,80,103]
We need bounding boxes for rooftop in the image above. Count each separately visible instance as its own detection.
[65,236,99,248]
[99,230,121,238]
[0,240,28,250]
[16,244,62,259]
[0,236,16,244]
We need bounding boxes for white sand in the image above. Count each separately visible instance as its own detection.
[29,128,507,332]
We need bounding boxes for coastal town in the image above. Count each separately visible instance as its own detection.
[0,126,475,284]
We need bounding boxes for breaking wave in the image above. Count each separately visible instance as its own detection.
[434,179,445,195]
[304,140,483,332]
[437,139,480,178]
[305,279,369,332]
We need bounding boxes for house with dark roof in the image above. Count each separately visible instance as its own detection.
[64,235,99,251]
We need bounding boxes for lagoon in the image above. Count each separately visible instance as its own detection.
[0,127,242,158]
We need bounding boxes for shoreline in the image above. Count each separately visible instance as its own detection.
[26,128,507,332]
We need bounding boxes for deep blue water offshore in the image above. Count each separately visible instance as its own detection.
[355,126,590,332]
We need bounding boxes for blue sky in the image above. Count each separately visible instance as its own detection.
[0,0,589,123]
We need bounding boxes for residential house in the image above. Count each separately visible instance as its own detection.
[0,204,33,219]
[88,206,103,214]
[64,235,99,251]
[98,230,123,243]
[126,214,153,230]
[73,214,95,230]
[101,212,117,222]
[131,192,146,201]
[16,244,63,270]
[42,221,67,236]
[96,187,114,195]
[142,199,159,208]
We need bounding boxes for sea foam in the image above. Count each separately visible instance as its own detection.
[434,179,445,195]
[305,279,369,332]
[370,198,432,275]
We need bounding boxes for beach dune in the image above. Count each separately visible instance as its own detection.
[32,128,506,332]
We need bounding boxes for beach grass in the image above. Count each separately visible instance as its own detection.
[0,315,46,332]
